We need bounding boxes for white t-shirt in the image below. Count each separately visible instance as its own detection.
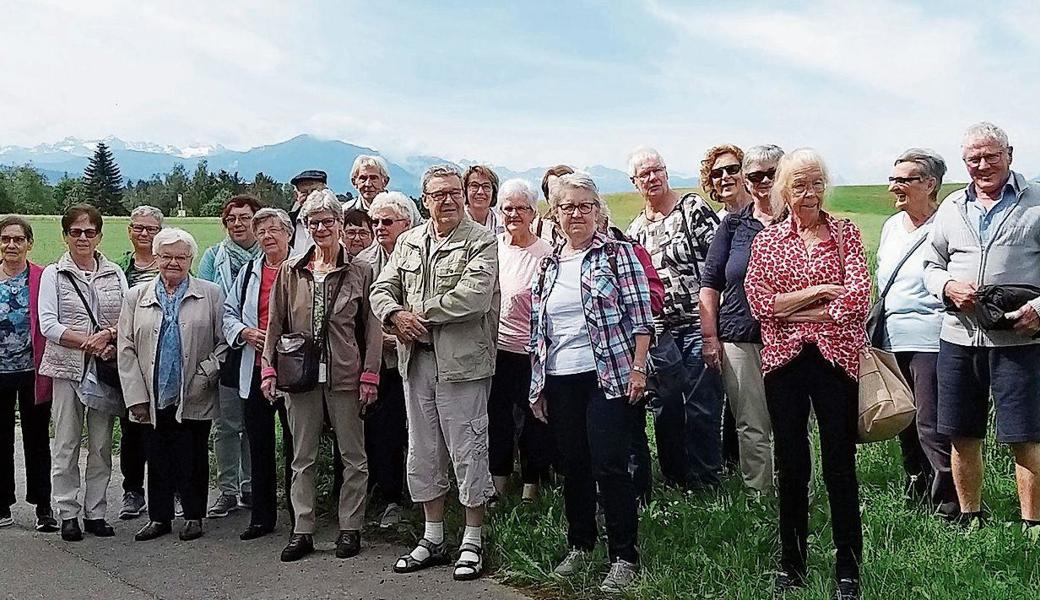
[545,249,596,375]
[497,236,553,354]
[875,212,943,352]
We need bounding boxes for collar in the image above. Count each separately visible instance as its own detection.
[140,275,205,307]
[964,171,1023,203]
[782,210,839,238]
[289,244,349,273]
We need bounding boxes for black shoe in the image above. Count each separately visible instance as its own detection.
[34,506,59,533]
[240,524,274,541]
[280,533,314,562]
[84,518,115,537]
[238,492,253,509]
[955,510,989,528]
[61,518,83,542]
[774,571,807,595]
[833,578,860,600]
[135,521,172,541]
[179,519,204,541]
[335,530,361,558]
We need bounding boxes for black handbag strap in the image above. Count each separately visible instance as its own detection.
[877,234,929,303]
[60,270,106,332]
[318,268,348,343]
[239,260,254,311]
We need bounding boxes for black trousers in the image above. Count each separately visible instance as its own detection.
[119,415,149,496]
[489,351,554,484]
[546,371,640,564]
[0,371,51,510]
[145,406,212,523]
[764,345,862,580]
[364,366,407,505]
[243,368,294,529]
[895,352,957,512]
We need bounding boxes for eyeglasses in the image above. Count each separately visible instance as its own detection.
[157,254,191,264]
[354,174,385,183]
[964,152,1005,168]
[791,180,826,197]
[129,224,161,235]
[343,229,372,239]
[500,206,534,215]
[1,235,28,245]
[746,169,776,184]
[67,228,99,239]
[373,218,408,227]
[255,228,285,238]
[633,166,666,182]
[709,164,741,180]
[557,202,597,215]
[888,176,923,185]
[466,182,494,194]
[425,189,464,203]
[223,215,253,225]
[308,218,340,231]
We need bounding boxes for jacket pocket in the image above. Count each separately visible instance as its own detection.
[434,260,466,293]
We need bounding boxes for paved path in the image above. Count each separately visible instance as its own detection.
[1,434,528,600]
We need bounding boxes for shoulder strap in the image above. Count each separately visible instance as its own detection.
[834,218,847,280]
[60,271,103,332]
[318,263,349,343]
[878,233,929,301]
[239,260,254,308]
[607,242,620,280]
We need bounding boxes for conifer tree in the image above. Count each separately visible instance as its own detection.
[83,141,125,214]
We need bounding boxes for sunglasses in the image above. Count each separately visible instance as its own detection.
[709,164,741,179]
[67,228,99,239]
[746,169,776,184]
[373,218,407,227]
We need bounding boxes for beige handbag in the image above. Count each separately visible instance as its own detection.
[833,221,917,443]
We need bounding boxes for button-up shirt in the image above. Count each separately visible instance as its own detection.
[965,176,1019,245]
[701,202,766,343]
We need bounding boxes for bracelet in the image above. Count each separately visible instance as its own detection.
[631,365,647,375]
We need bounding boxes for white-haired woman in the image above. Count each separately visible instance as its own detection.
[349,155,391,212]
[223,208,296,540]
[488,179,554,501]
[530,173,654,594]
[261,189,383,563]
[357,191,416,528]
[745,149,870,599]
[118,228,228,543]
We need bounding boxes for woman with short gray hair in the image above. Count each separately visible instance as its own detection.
[878,148,957,517]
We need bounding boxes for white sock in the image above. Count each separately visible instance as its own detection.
[458,525,483,568]
[405,521,444,563]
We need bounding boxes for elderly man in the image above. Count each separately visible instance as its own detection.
[288,170,328,256]
[625,146,723,492]
[924,122,1040,530]
[370,164,499,581]
[346,155,391,213]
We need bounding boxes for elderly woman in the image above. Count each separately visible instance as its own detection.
[464,164,502,234]
[357,191,418,528]
[0,216,56,532]
[223,208,297,540]
[745,149,870,599]
[348,154,391,212]
[114,205,164,520]
[39,204,128,542]
[879,148,957,517]
[529,172,653,594]
[699,144,784,495]
[260,189,382,563]
[199,194,263,517]
[343,208,375,257]
[118,229,227,542]
[701,144,753,218]
[488,179,555,502]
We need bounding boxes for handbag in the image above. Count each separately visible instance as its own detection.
[61,271,122,393]
[645,330,694,405]
[219,260,255,388]
[973,284,1040,331]
[833,222,916,443]
[275,268,347,393]
[864,234,928,348]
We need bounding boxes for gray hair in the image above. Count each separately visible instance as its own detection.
[497,178,538,211]
[743,145,785,170]
[152,227,198,258]
[962,122,1010,150]
[421,164,463,194]
[350,154,390,181]
[625,146,666,177]
[301,189,343,222]
[369,191,419,226]
[252,207,294,235]
[129,205,164,226]
[895,148,947,200]
[548,171,601,210]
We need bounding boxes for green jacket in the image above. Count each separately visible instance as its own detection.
[370,218,500,382]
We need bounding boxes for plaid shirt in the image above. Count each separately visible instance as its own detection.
[529,232,654,402]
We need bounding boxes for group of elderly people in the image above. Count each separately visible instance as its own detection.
[3,122,1040,599]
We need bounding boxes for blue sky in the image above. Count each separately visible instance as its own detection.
[2,0,1039,182]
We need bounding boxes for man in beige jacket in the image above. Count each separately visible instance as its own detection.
[370,164,500,581]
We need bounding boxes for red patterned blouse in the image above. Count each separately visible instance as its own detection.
[745,212,871,379]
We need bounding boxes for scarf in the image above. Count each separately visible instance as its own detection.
[155,277,189,409]
[215,237,260,294]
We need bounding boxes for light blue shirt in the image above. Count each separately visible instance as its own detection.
[965,176,1018,245]
[155,277,188,409]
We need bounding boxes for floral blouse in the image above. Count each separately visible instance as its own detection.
[0,269,33,373]
[745,212,871,379]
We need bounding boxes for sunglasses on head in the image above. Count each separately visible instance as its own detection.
[746,168,776,184]
[709,164,741,179]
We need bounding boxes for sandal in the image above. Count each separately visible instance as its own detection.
[452,543,484,581]
[393,538,450,573]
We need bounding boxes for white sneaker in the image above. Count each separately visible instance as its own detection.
[599,559,639,594]
[553,549,590,576]
[379,503,402,529]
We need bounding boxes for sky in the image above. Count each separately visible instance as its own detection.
[2,0,1039,183]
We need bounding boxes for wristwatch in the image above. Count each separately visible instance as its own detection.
[631,364,647,375]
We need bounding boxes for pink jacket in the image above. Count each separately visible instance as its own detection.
[28,262,53,405]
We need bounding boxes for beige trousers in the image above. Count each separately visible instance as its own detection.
[722,342,774,494]
[51,379,116,520]
[285,386,367,534]
[402,349,495,508]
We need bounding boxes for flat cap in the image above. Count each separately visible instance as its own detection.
[290,170,328,185]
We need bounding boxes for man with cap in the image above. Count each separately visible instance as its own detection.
[289,170,328,257]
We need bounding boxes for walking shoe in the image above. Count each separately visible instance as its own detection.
[174,494,184,518]
[240,524,274,541]
[61,518,83,542]
[379,503,402,529]
[0,509,12,528]
[335,530,361,558]
[833,578,860,600]
[135,521,172,541]
[35,506,59,533]
[84,518,115,537]
[119,491,147,520]
[280,533,314,562]
[599,559,639,594]
[179,519,204,541]
[774,571,807,595]
[552,549,590,577]
[238,492,253,509]
[207,493,239,518]
[955,510,989,529]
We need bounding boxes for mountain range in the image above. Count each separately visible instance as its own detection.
[0,135,700,196]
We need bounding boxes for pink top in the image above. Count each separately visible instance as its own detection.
[497,235,553,354]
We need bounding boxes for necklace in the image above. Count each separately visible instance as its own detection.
[1,263,25,279]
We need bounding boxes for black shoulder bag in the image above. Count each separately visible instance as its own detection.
[219,260,256,388]
[61,271,122,393]
[275,268,347,394]
[865,234,928,348]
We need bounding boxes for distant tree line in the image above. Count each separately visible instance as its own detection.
[0,142,296,216]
